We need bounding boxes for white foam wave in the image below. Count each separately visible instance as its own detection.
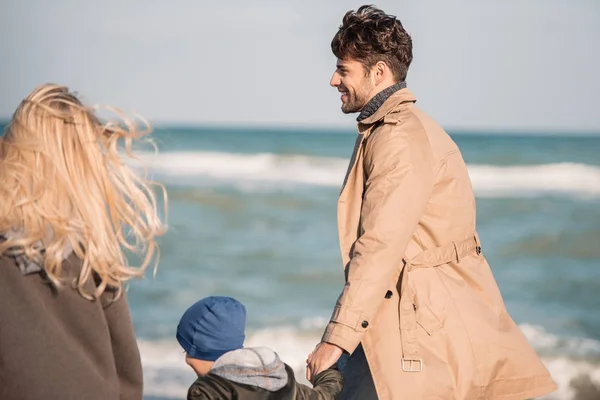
[520,324,600,358]
[134,151,600,198]
[138,339,196,398]
[468,163,600,198]
[519,324,600,399]
[139,322,600,399]
[539,357,600,400]
[136,151,346,187]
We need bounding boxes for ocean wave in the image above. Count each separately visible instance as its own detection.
[468,162,600,199]
[520,324,600,359]
[133,151,600,198]
[138,321,600,400]
[135,151,345,187]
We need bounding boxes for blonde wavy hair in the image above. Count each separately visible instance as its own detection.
[0,83,167,299]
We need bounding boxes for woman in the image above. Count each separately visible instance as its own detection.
[0,84,167,399]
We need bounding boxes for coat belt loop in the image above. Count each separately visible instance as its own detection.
[452,241,460,263]
[399,261,422,372]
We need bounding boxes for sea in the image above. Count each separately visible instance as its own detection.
[3,123,600,399]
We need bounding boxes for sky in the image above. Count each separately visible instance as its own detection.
[1,0,599,133]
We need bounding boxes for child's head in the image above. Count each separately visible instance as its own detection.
[176,296,247,376]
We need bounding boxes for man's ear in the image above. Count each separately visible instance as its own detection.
[374,61,388,85]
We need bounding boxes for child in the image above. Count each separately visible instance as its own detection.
[176,296,343,399]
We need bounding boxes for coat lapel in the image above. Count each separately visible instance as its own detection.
[337,131,369,268]
[339,134,364,199]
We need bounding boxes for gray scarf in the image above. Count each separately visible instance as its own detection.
[357,81,407,122]
[1,229,73,275]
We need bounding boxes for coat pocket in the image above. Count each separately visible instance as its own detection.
[410,269,449,335]
[415,302,442,335]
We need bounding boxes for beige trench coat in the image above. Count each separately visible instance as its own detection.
[321,89,557,399]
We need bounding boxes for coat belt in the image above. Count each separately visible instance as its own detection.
[398,233,482,372]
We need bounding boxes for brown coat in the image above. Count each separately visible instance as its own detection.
[0,254,143,400]
[321,88,557,399]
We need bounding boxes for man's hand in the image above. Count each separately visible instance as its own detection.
[306,342,343,382]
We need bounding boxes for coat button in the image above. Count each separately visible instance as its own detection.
[385,290,393,299]
[361,320,369,328]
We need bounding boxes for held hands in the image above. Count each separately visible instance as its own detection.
[306,341,343,382]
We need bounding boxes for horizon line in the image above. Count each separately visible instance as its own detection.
[0,119,599,137]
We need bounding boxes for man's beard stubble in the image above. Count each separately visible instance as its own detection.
[341,82,373,114]
[341,96,363,114]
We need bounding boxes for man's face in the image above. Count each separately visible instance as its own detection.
[330,58,376,114]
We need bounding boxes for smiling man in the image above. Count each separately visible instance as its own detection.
[306,5,557,400]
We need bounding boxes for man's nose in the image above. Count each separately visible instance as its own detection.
[330,72,341,87]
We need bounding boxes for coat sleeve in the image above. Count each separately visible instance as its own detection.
[321,125,435,354]
[186,382,215,400]
[102,291,144,400]
[295,368,344,400]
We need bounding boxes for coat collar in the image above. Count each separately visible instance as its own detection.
[357,81,407,122]
[357,88,417,134]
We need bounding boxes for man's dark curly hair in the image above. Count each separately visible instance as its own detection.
[331,5,413,81]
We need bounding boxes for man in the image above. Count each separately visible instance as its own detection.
[306,5,557,400]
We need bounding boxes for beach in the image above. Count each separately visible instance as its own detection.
[111,126,599,400]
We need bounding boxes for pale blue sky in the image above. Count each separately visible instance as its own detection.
[1,0,599,132]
